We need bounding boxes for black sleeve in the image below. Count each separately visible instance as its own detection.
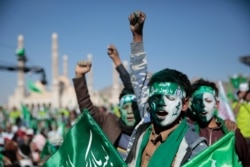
[116,63,133,91]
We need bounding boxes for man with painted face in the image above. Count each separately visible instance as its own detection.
[125,10,207,167]
[73,46,141,160]
[190,79,250,166]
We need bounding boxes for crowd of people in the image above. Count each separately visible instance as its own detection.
[1,10,250,166]
[0,105,79,166]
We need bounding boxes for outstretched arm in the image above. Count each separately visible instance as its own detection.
[129,11,149,118]
[72,60,121,144]
[73,61,95,113]
[107,44,133,91]
[126,10,149,162]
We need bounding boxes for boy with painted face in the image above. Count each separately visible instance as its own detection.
[125,11,207,167]
[73,45,141,160]
[127,69,208,167]
[191,85,218,125]
[190,79,250,166]
[119,94,140,127]
[149,82,186,128]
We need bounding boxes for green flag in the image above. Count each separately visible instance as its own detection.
[21,103,31,128]
[16,48,25,57]
[183,132,242,167]
[230,75,240,89]
[43,109,127,167]
[40,140,57,161]
[27,80,42,93]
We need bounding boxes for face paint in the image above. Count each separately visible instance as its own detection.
[119,94,137,126]
[149,82,186,98]
[191,86,217,123]
[148,82,183,127]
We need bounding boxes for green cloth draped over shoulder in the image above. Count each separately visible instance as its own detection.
[182,131,242,167]
[136,119,188,167]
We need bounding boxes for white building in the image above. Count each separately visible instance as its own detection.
[8,33,123,111]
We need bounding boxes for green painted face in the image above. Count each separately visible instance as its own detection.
[149,82,186,98]
[148,82,184,127]
[191,86,217,123]
[119,94,137,126]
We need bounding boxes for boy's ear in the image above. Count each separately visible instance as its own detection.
[216,99,220,109]
[182,98,189,112]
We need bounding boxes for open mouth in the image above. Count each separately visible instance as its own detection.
[127,116,134,122]
[200,111,207,116]
[156,110,168,119]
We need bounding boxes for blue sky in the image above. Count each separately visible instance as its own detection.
[0,0,249,106]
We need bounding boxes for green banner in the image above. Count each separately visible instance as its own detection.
[183,132,242,167]
[43,109,127,167]
[27,80,42,93]
[21,103,31,128]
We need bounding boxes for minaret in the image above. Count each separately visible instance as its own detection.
[51,33,60,108]
[16,35,26,97]
[63,55,68,78]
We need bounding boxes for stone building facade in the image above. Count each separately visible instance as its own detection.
[8,33,123,111]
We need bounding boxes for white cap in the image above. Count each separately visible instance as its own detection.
[239,83,249,92]
[26,128,34,136]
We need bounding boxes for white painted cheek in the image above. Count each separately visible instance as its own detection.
[160,96,182,126]
[203,93,216,120]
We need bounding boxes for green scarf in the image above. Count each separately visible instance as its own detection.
[136,119,188,167]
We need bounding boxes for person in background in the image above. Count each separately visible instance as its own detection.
[125,10,207,167]
[232,88,250,155]
[72,45,141,159]
[9,106,21,125]
[190,78,250,166]
[232,83,249,115]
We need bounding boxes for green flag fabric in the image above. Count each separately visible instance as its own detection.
[27,80,42,93]
[43,109,127,167]
[21,103,31,128]
[40,140,57,161]
[229,75,249,90]
[183,132,242,167]
[16,48,25,57]
[230,75,240,89]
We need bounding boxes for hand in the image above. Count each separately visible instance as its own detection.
[238,91,246,102]
[107,44,121,66]
[75,60,92,78]
[128,10,146,41]
[3,156,12,165]
[224,119,237,131]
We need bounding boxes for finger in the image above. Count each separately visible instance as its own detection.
[78,60,87,67]
[131,12,139,25]
[86,61,92,66]
[107,48,113,55]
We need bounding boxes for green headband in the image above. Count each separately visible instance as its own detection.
[192,86,216,98]
[119,94,136,108]
[149,82,186,98]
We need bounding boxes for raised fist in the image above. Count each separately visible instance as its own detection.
[75,60,92,77]
[129,11,146,35]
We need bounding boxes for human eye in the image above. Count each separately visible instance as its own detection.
[122,103,129,110]
[205,98,213,103]
[165,95,177,101]
[149,94,161,102]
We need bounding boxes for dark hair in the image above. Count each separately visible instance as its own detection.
[148,68,192,98]
[119,88,135,100]
[191,78,218,97]
[243,90,250,100]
